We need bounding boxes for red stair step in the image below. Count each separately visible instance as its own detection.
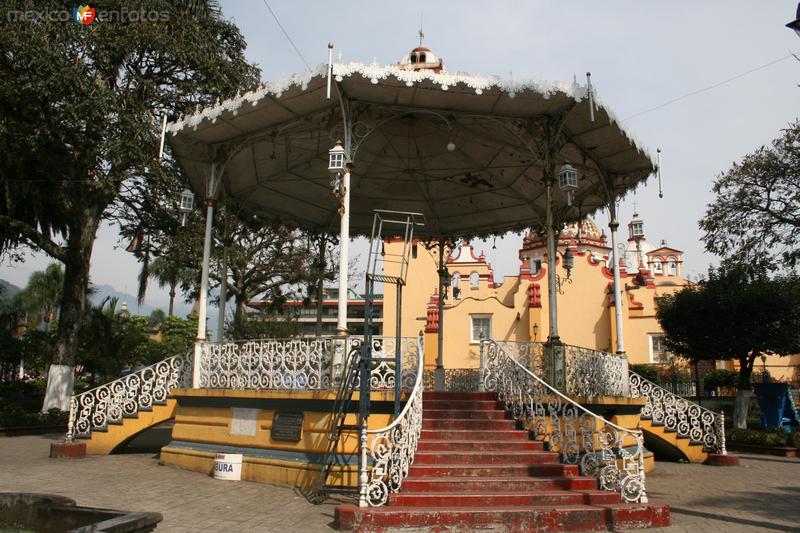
[413,451,560,465]
[416,439,544,452]
[423,400,501,410]
[422,408,508,420]
[420,429,530,441]
[335,504,611,532]
[400,475,600,493]
[423,391,497,401]
[407,463,580,478]
[388,490,586,507]
[422,418,516,430]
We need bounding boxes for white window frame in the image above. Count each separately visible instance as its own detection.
[470,314,492,344]
[648,333,670,364]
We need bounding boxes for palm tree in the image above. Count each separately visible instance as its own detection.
[17,263,64,331]
[148,256,188,316]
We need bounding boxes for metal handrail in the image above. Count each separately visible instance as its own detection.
[629,370,726,454]
[67,350,192,441]
[360,336,424,507]
[482,339,647,503]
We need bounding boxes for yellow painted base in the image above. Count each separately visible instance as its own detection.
[639,418,709,463]
[84,399,177,455]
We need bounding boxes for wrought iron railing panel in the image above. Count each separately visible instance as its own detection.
[363,337,424,507]
[564,345,628,397]
[68,352,192,440]
[481,340,647,503]
[199,336,420,392]
[629,371,726,454]
[422,368,480,392]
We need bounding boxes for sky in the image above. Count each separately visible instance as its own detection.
[2,1,798,334]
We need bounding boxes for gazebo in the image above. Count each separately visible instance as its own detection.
[157,43,668,516]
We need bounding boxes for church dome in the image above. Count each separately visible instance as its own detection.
[560,218,604,242]
[398,46,444,72]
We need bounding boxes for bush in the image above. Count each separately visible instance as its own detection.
[704,369,738,390]
[0,405,67,428]
[789,431,800,448]
[728,428,789,447]
[630,364,660,383]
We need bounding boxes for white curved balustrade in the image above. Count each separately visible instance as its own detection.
[362,337,424,507]
[68,353,192,440]
[481,339,647,503]
[629,371,726,454]
[199,336,419,391]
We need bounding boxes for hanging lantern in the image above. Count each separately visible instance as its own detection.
[328,139,346,175]
[563,247,575,277]
[178,189,194,227]
[558,163,578,206]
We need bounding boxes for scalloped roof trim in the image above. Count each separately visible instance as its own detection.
[167,62,653,164]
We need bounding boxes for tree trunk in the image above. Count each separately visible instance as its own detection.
[233,293,247,337]
[41,211,101,412]
[168,282,176,317]
[732,356,754,429]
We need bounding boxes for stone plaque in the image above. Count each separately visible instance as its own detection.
[230,407,259,436]
[271,411,303,442]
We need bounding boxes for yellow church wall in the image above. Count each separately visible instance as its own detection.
[383,233,686,370]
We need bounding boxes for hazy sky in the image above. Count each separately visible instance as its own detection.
[2,2,798,323]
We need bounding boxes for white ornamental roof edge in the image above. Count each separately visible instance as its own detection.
[167,62,654,166]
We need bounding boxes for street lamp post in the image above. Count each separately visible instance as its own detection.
[435,258,450,391]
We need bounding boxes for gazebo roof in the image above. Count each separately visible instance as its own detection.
[167,62,656,238]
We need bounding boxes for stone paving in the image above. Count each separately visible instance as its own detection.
[0,434,798,532]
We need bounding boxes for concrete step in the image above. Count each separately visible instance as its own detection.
[422,418,516,430]
[423,391,497,401]
[422,408,508,420]
[423,399,501,411]
[420,429,530,441]
[416,439,544,452]
[400,476,600,493]
[407,463,580,478]
[413,451,560,465]
[335,502,671,532]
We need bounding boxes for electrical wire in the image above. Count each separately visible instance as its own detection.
[260,0,311,71]
[624,53,796,121]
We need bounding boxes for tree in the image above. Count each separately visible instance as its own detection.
[700,120,800,272]
[147,256,192,317]
[14,264,64,332]
[0,1,259,410]
[657,265,800,428]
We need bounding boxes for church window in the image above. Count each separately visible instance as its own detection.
[452,273,461,299]
[652,259,662,273]
[471,315,492,343]
[419,53,426,62]
[649,334,671,364]
[531,259,542,275]
[470,271,480,289]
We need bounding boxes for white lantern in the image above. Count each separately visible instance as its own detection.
[328,140,346,175]
[179,189,194,227]
[558,163,578,206]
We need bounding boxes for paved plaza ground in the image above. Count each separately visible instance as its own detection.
[0,433,798,532]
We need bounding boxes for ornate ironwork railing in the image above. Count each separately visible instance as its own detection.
[199,336,420,391]
[481,340,647,503]
[422,368,480,392]
[564,345,629,397]
[495,341,629,397]
[629,371,726,454]
[362,337,424,507]
[67,352,192,440]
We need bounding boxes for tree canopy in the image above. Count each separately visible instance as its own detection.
[700,120,800,272]
[0,1,259,409]
[657,265,800,390]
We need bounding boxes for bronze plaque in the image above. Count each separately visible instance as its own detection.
[271,411,303,442]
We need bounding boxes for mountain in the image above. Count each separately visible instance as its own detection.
[0,279,22,301]
[88,283,196,319]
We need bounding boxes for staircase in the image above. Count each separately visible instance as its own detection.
[335,391,669,532]
[629,372,725,463]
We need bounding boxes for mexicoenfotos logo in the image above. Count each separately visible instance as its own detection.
[73,5,96,25]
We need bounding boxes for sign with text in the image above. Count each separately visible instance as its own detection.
[271,411,304,442]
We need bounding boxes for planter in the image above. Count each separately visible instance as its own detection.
[753,383,789,429]
[726,442,798,457]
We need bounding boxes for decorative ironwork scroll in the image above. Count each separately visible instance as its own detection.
[564,345,628,397]
[481,339,647,503]
[68,352,192,440]
[363,337,424,507]
[629,371,726,454]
